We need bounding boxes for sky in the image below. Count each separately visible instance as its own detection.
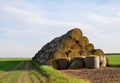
[0,0,120,58]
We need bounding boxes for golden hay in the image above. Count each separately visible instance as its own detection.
[80,51,93,56]
[92,49,104,56]
[59,44,69,53]
[47,59,58,69]
[78,36,89,49]
[68,51,80,60]
[71,43,82,51]
[67,28,83,41]
[62,36,75,48]
[85,43,94,51]
[53,51,67,59]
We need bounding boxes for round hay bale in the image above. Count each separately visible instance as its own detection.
[67,28,83,41]
[78,36,89,49]
[47,59,58,69]
[57,58,70,70]
[92,49,104,56]
[80,51,92,56]
[85,56,100,69]
[69,62,84,69]
[68,51,80,60]
[62,36,75,48]
[72,57,85,63]
[71,43,82,51]
[59,44,69,53]
[69,57,85,69]
[53,51,67,59]
[99,56,107,68]
[85,43,94,51]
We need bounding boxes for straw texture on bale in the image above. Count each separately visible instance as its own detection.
[71,43,82,51]
[78,36,89,49]
[62,36,75,48]
[53,51,67,59]
[67,28,83,41]
[85,43,94,51]
[92,49,104,56]
[47,59,58,69]
[68,51,80,60]
[85,56,100,69]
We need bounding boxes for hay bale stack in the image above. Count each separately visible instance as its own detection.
[32,28,106,69]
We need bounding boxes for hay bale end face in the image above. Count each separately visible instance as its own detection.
[32,28,106,69]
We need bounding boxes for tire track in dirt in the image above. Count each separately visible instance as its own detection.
[16,61,31,83]
[0,61,24,79]
[29,62,49,83]
[16,61,49,83]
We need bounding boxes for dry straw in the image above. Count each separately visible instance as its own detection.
[67,28,83,41]
[78,36,89,49]
[85,43,94,51]
[53,51,67,59]
[47,59,58,69]
[92,49,104,56]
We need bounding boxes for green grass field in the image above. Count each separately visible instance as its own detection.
[0,55,119,83]
[106,55,120,67]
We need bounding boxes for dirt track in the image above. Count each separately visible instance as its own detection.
[15,61,49,83]
[60,67,120,83]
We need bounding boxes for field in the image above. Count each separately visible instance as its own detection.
[0,55,119,83]
[0,58,87,83]
[106,55,120,67]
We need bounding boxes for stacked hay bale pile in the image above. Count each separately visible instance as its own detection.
[32,28,107,69]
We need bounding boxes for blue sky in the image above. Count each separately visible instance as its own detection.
[0,0,120,57]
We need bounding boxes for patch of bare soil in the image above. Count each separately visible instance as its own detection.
[60,67,120,83]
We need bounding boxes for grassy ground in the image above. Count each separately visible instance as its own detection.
[33,61,88,83]
[106,55,120,67]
